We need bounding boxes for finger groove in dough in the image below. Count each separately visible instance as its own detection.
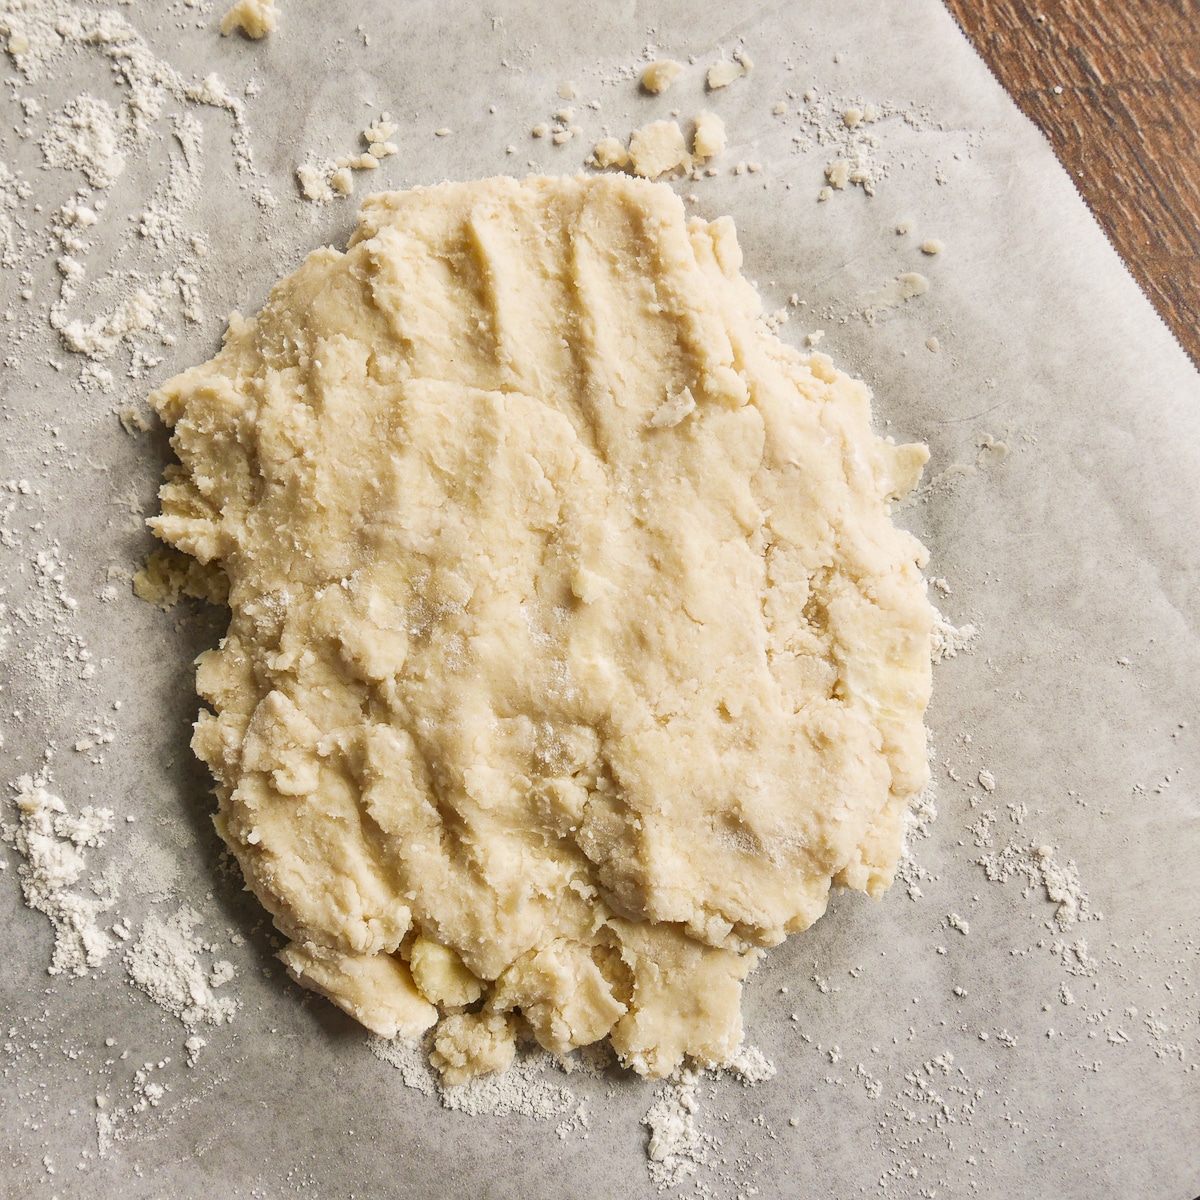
[149,174,933,1082]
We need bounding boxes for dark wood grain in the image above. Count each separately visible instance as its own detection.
[942,0,1200,371]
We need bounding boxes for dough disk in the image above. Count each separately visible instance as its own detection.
[149,173,933,1080]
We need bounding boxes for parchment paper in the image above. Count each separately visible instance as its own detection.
[1,2,1197,1198]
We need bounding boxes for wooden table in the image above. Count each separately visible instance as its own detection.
[943,0,1200,372]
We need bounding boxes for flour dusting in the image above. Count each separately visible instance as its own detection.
[3,0,268,364]
[977,840,1090,932]
[643,1068,706,1188]
[931,608,979,662]
[1,775,116,976]
[124,907,239,1027]
[371,1035,575,1120]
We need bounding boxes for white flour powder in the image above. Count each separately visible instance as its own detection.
[977,840,1090,932]
[930,608,979,662]
[1,775,115,976]
[642,1046,776,1190]
[643,1068,706,1188]
[3,0,267,363]
[371,1028,777,1188]
[370,1035,574,1121]
[124,907,239,1027]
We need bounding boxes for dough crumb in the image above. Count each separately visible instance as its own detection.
[921,239,944,255]
[297,113,397,203]
[296,162,331,203]
[931,609,979,661]
[590,137,630,170]
[594,111,724,178]
[642,60,684,94]
[648,385,696,429]
[691,111,726,161]
[707,47,753,90]
[219,0,278,39]
[628,119,690,179]
[826,159,851,190]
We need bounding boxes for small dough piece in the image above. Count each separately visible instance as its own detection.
[628,119,690,179]
[296,162,331,202]
[641,59,684,94]
[648,385,696,429]
[707,51,751,90]
[591,136,630,170]
[279,942,436,1039]
[692,111,727,161]
[431,1012,516,1087]
[219,0,278,39]
[149,174,933,1084]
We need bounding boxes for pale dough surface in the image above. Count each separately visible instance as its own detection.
[149,174,933,1080]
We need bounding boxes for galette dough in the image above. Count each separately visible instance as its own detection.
[149,174,933,1081]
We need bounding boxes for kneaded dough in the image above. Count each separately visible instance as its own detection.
[148,174,933,1081]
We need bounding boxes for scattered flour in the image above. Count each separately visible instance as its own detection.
[977,840,1090,932]
[644,1068,706,1188]
[1,775,116,976]
[370,1036,573,1120]
[297,112,398,202]
[124,907,239,1026]
[640,1047,773,1189]
[371,1027,774,1184]
[931,608,979,662]
[785,87,931,200]
[727,1043,776,1085]
[896,778,939,899]
[555,1097,590,1140]
[40,94,126,188]
[3,0,267,362]
[125,831,180,899]
[369,1032,439,1095]
[0,158,30,266]
[441,1049,574,1119]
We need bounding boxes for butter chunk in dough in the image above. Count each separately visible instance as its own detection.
[148,173,933,1082]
